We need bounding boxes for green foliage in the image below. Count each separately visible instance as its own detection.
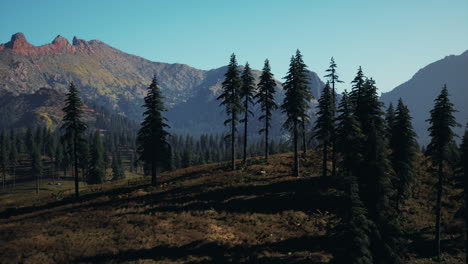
[426,85,460,162]
[136,76,171,185]
[60,82,88,197]
[254,59,277,161]
[217,54,242,170]
[240,62,256,163]
[313,82,334,177]
[281,50,312,176]
[426,84,460,258]
[389,99,418,209]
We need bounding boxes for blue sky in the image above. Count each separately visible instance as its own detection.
[1,0,467,93]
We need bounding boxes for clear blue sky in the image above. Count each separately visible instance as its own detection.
[1,0,467,93]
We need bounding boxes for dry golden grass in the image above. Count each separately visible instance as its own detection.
[0,152,464,263]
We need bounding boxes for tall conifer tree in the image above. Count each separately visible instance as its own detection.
[240,62,255,164]
[61,82,87,198]
[137,76,171,186]
[324,57,343,177]
[217,54,242,170]
[294,50,313,156]
[426,85,460,259]
[313,82,334,177]
[389,99,417,210]
[255,59,277,162]
[282,51,312,176]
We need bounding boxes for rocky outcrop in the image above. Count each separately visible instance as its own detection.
[0,32,94,56]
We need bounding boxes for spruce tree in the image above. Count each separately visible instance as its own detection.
[255,59,277,162]
[389,99,417,210]
[88,131,105,184]
[426,85,460,258]
[313,82,334,177]
[294,50,313,156]
[324,57,343,177]
[240,62,255,164]
[347,174,374,264]
[217,54,242,170]
[281,51,312,176]
[136,76,171,186]
[353,79,403,263]
[335,91,364,178]
[349,66,366,109]
[60,82,88,198]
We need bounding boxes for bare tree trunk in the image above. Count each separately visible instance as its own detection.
[435,159,443,259]
[293,120,300,177]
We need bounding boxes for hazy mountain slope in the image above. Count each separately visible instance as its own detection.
[0,33,327,135]
[0,33,207,115]
[381,50,468,145]
[167,69,324,137]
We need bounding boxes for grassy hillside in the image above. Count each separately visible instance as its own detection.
[0,152,464,263]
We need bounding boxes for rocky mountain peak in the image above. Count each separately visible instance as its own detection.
[52,35,70,45]
[11,32,27,42]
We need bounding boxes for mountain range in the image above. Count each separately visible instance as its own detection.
[0,32,466,143]
[381,50,468,145]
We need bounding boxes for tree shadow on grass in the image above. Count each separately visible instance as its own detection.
[77,235,334,264]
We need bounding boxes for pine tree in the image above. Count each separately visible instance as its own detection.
[255,59,277,162]
[281,51,312,176]
[240,62,255,164]
[136,76,171,186]
[351,79,403,263]
[88,131,105,184]
[313,82,334,177]
[346,174,374,264]
[60,82,88,198]
[294,50,313,156]
[324,57,343,177]
[389,99,418,210]
[335,91,364,175]
[31,144,42,195]
[217,54,242,170]
[25,127,34,151]
[349,66,366,109]
[426,85,460,259]
[181,148,193,168]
